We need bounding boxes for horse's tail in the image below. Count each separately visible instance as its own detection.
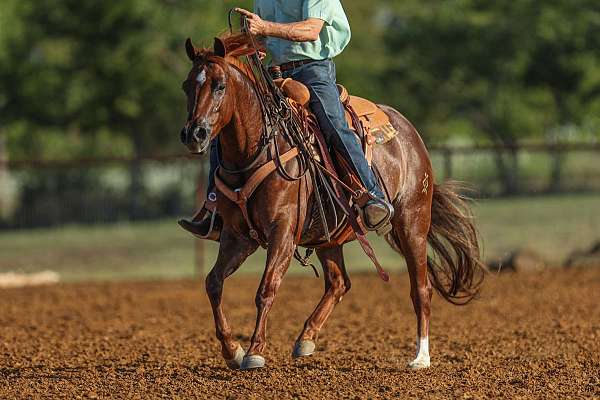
[426,182,486,305]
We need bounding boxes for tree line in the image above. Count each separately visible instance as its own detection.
[1,0,599,194]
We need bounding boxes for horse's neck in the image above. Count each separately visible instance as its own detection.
[219,67,264,170]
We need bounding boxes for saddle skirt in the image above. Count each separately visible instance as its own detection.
[274,78,398,165]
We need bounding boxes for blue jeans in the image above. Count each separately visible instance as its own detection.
[207,59,384,199]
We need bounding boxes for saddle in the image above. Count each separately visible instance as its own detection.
[274,78,398,165]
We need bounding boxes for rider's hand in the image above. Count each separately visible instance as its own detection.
[234,8,268,36]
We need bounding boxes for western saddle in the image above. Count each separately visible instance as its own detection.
[273,77,398,165]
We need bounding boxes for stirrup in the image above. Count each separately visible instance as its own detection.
[360,199,394,236]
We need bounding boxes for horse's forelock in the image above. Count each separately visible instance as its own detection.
[189,39,254,84]
[193,49,215,65]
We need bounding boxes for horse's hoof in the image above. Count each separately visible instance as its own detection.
[224,345,246,370]
[292,340,316,358]
[408,356,431,370]
[240,354,266,370]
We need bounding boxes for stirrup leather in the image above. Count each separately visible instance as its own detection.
[196,209,218,239]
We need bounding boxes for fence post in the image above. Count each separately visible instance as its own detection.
[194,160,206,278]
[0,134,6,217]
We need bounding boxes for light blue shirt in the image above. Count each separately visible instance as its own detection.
[254,0,351,65]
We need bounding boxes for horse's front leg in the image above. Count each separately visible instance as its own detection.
[241,225,295,370]
[206,231,258,369]
[293,245,350,358]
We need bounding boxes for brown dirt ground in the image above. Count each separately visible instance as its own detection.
[1,268,599,399]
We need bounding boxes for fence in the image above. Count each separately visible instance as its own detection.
[1,142,599,281]
[429,142,600,196]
[1,142,599,230]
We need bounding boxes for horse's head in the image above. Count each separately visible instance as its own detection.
[180,35,257,154]
[180,38,233,154]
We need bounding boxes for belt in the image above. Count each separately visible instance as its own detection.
[278,59,322,72]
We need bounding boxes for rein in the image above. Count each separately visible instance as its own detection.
[216,136,270,175]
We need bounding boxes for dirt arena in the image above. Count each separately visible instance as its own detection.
[1,267,599,399]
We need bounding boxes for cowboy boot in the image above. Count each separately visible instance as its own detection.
[178,199,221,241]
[362,197,394,235]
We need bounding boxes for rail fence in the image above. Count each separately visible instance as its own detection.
[1,142,599,229]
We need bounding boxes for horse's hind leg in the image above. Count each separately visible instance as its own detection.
[391,202,433,369]
[205,232,258,369]
[293,245,350,358]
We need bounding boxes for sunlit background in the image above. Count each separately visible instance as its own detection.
[1,0,599,283]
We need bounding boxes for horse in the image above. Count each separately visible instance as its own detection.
[180,33,485,370]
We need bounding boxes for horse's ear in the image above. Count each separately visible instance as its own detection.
[214,37,226,57]
[185,38,197,61]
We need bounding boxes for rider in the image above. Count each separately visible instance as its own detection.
[179,0,394,240]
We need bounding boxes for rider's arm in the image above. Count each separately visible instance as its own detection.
[235,8,324,42]
[261,18,324,42]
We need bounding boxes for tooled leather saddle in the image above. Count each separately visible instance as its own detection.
[273,77,398,167]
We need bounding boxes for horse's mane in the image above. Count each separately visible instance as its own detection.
[193,32,258,82]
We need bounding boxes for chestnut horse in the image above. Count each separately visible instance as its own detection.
[181,35,485,370]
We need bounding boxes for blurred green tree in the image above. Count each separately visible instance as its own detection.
[0,0,252,161]
[382,0,600,194]
[0,0,253,217]
[1,0,599,196]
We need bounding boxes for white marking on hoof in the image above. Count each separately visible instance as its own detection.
[240,354,266,370]
[408,336,431,370]
[224,345,245,370]
[408,356,430,369]
[292,340,316,358]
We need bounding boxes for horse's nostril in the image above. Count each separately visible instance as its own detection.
[193,126,210,142]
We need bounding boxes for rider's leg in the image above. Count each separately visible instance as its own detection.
[178,139,222,240]
[286,60,393,231]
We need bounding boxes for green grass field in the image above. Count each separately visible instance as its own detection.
[0,193,598,282]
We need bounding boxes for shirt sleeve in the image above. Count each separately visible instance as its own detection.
[304,0,333,25]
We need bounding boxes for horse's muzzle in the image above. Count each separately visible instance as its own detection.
[181,124,211,154]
